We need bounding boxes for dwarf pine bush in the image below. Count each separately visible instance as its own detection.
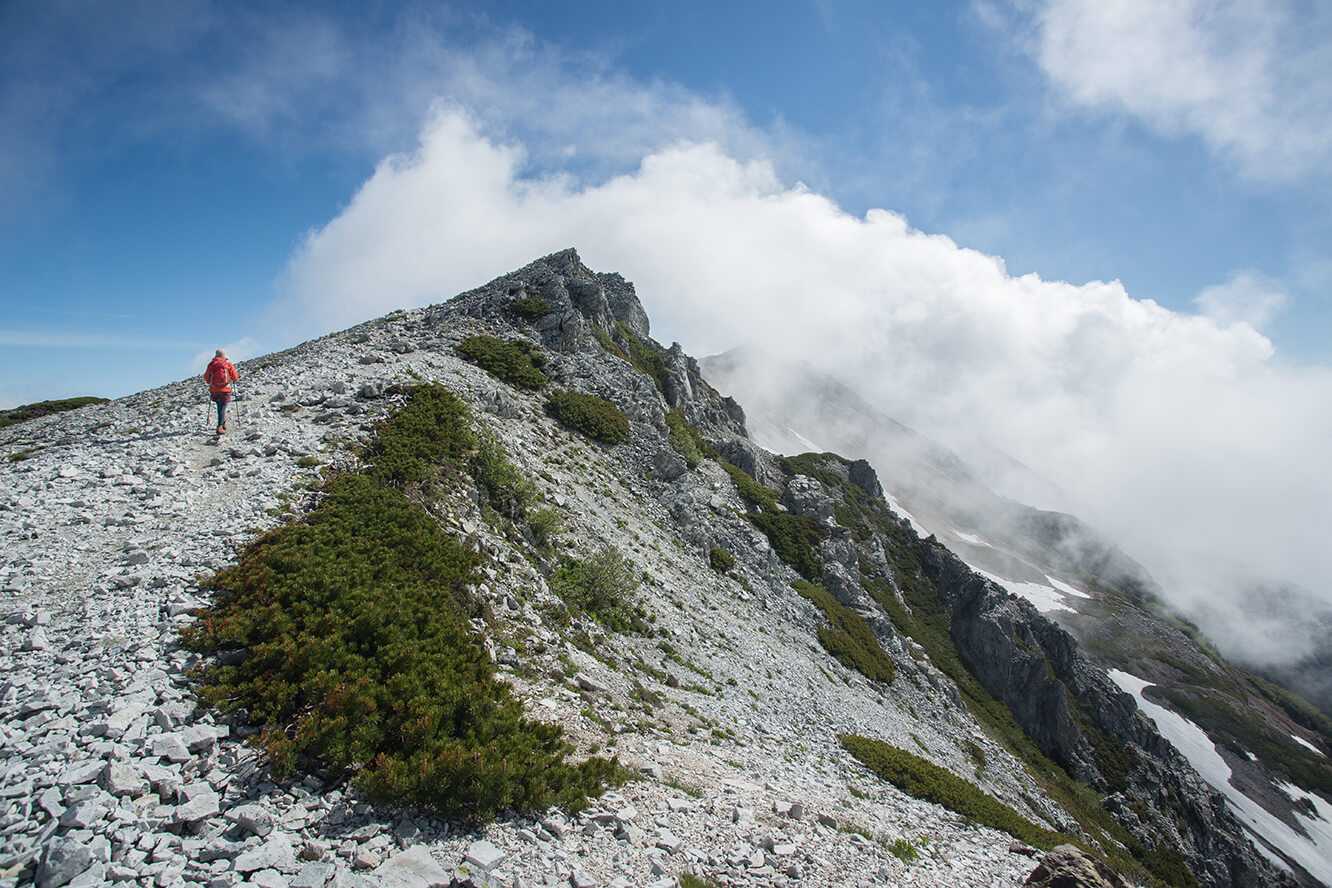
[665,408,713,469]
[365,383,473,487]
[794,581,894,683]
[545,390,630,444]
[510,296,553,321]
[840,734,1065,850]
[551,545,650,634]
[748,511,823,581]
[708,546,735,573]
[614,322,672,396]
[456,335,549,390]
[182,384,619,821]
[0,396,109,429]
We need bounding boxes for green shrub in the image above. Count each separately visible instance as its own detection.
[366,384,473,487]
[551,546,650,634]
[721,461,780,512]
[615,321,671,396]
[593,325,629,360]
[709,546,735,573]
[0,396,109,429]
[678,874,722,888]
[666,409,714,469]
[747,512,823,581]
[888,838,919,863]
[470,428,536,519]
[1133,843,1201,888]
[510,296,553,320]
[545,390,630,444]
[181,385,618,821]
[794,581,894,683]
[840,734,1065,849]
[527,507,562,547]
[456,335,548,390]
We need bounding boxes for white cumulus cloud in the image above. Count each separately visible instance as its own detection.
[273,109,1332,663]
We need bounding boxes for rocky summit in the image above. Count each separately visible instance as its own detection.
[0,249,1300,888]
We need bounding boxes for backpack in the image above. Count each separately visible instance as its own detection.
[209,361,232,389]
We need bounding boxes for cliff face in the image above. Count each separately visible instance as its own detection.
[0,249,1297,888]
[916,542,1275,888]
[704,346,1332,888]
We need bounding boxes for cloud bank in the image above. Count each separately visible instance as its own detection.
[1028,0,1332,182]
[276,108,1332,664]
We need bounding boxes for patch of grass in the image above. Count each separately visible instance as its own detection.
[0,396,108,429]
[721,461,780,512]
[748,512,823,581]
[592,325,629,360]
[545,390,630,444]
[614,321,671,396]
[1152,683,1332,798]
[708,546,735,573]
[510,296,552,321]
[888,838,920,863]
[794,581,895,683]
[7,447,42,462]
[678,874,722,888]
[665,408,714,469]
[841,735,1065,849]
[551,545,650,634]
[456,335,549,390]
[181,384,619,821]
[296,455,322,469]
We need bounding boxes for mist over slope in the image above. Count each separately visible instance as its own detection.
[702,345,1332,883]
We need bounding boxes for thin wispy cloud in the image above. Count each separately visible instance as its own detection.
[0,330,207,351]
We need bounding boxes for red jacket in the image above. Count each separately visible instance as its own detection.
[206,357,238,394]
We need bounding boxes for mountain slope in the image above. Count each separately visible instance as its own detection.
[701,347,1332,886]
[0,249,1294,888]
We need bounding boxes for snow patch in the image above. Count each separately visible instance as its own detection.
[881,490,929,537]
[1046,575,1091,600]
[975,569,1078,614]
[949,528,991,548]
[1292,734,1326,757]
[1110,670,1332,883]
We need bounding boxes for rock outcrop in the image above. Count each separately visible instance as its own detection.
[919,540,1287,888]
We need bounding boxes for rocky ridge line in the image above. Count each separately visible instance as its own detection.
[0,248,1284,888]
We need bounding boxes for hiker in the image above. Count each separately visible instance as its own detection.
[205,349,239,434]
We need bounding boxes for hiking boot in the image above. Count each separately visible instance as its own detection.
[217,425,225,435]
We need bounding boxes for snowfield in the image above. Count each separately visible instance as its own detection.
[975,569,1082,615]
[1110,670,1332,884]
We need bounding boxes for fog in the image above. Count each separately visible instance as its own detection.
[272,107,1331,670]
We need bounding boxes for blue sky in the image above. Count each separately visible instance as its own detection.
[3,1,1331,639]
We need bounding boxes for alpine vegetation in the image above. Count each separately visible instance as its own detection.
[1,248,1318,888]
[180,385,622,821]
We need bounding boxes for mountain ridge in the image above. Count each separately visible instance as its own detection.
[0,248,1309,888]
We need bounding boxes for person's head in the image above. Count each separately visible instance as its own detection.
[216,349,227,359]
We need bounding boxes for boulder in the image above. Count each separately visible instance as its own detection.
[1023,844,1129,888]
